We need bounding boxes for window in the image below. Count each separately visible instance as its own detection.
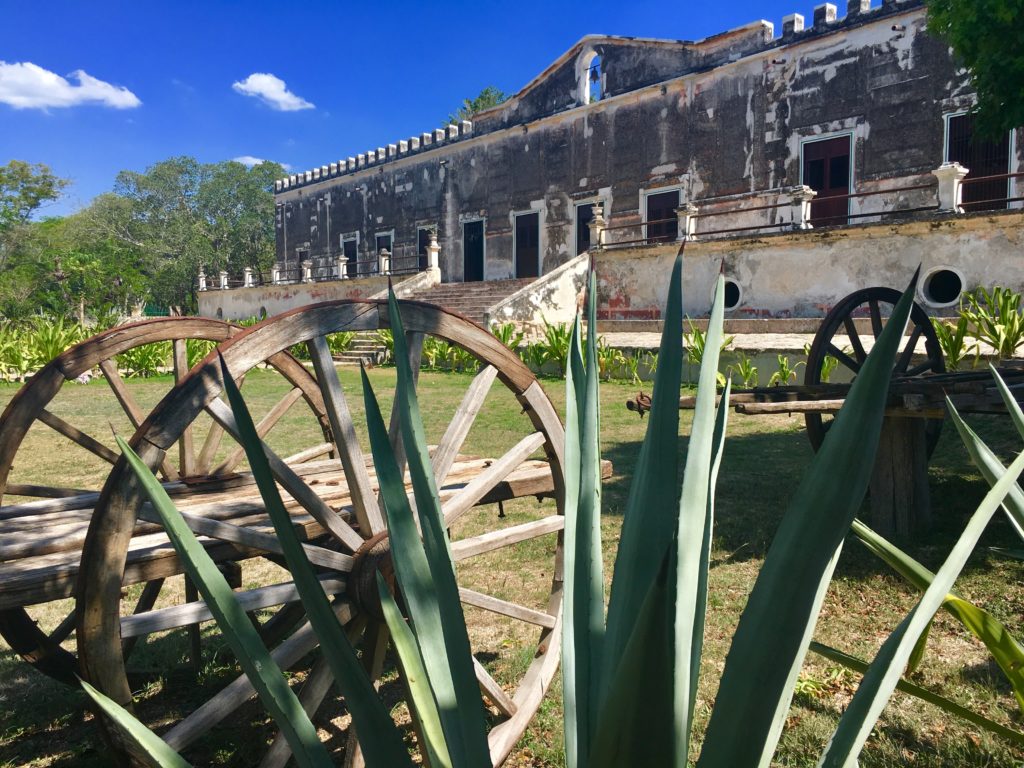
[645,190,679,243]
[341,233,359,278]
[514,211,541,278]
[576,202,595,255]
[374,231,393,256]
[802,135,851,225]
[946,112,1011,212]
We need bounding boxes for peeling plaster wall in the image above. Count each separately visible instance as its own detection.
[274,2,1013,307]
[198,276,391,320]
[595,211,1024,321]
[486,255,589,334]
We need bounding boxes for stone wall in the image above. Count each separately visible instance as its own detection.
[595,210,1024,322]
[198,276,392,320]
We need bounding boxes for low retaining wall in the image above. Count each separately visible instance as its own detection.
[595,210,1024,322]
[485,255,588,335]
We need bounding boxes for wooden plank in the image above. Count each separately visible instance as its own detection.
[37,408,120,465]
[100,358,178,480]
[3,483,93,499]
[432,365,497,486]
[212,387,304,475]
[283,442,334,465]
[443,432,546,527]
[451,515,564,562]
[459,587,556,629]
[307,334,384,535]
[473,657,518,717]
[120,577,346,639]
[135,506,353,571]
[121,578,165,659]
[205,398,365,552]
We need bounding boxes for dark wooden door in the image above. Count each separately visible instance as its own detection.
[417,228,431,271]
[645,190,679,242]
[576,203,594,255]
[515,212,540,278]
[463,220,484,282]
[947,113,1010,211]
[803,136,851,225]
[343,239,358,278]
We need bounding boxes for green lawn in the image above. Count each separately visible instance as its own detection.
[0,365,1022,767]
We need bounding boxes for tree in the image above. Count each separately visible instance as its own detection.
[446,85,508,125]
[927,0,1024,135]
[0,160,68,269]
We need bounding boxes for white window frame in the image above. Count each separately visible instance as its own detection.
[460,217,487,282]
[639,185,682,243]
[943,111,1016,202]
[373,229,395,255]
[340,231,360,275]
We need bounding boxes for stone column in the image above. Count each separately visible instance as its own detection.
[790,185,817,230]
[337,255,348,280]
[301,260,313,283]
[243,267,253,288]
[675,203,699,241]
[588,202,606,250]
[426,232,441,275]
[219,270,229,290]
[271,263,281,285]
[378,248,391,275]
[198,268,207,292]
[932,162,970,213]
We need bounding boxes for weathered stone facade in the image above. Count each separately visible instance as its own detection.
[273,0,1021,292]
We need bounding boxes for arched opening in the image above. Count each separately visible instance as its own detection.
[580,51,603,105]
[921,267,964,307]
[724,279,742,311]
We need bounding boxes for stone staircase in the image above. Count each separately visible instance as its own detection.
[334,333,386,366]
[408,278,537,325]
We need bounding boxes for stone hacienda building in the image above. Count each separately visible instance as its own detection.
[202,0,1021,324]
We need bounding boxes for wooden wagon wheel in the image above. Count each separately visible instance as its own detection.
[804,286,945,452]
[76,299,566,767]
[0,317,331,684]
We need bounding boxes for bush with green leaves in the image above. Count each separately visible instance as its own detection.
[932,314,975,371]
[117,340,172,378]
[95,265,1024,767]
[961,285,1024,361]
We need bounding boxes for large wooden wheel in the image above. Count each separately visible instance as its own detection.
[77,300,567,767]
[0,317,330,684]
[804,286,945,452]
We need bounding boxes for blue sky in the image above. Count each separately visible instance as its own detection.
[1,0,874,216]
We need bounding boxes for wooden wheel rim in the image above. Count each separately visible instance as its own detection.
[0,317,329,684]
[804,286,945,453]
[77,299,566,766]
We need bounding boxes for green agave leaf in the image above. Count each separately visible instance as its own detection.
[79,678,193,768]
[376,572,452,768]
[990,546,1024,561]
[818,411,1024,768]
[363,296,490,768]
[218,356,415,768]
[950,368,1024,542]
[808,643,1024,746]
[591,551,677,768]
[698,271,920,768]
[852,517,1024,709]
[602,253,684,688]
[562,267,606,768]
[115,434,333,768]
[674,275,729,766]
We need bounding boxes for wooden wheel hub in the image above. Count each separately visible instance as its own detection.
[349,529,394,621]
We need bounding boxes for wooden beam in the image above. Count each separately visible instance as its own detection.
[451,515,564,562]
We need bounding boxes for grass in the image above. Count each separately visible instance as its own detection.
[0,365,1023,766]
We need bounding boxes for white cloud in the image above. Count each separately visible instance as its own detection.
[232,155,292,170]
[232,73,314,111]
[0,61,141,109]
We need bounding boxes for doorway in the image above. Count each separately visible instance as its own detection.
[463,220,485,282]
[802,136,851,225]
[514,212,540,278]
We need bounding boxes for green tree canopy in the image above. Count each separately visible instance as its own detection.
[0,160,69,270]
[928,0,1024,135]
[447,85,508,125]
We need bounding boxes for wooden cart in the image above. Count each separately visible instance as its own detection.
[0,301,585,766]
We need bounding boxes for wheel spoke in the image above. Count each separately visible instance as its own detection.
[307,335,385,536]
[459,587,556,629]
[50,608,77,645]
[100,358,178,480]
[205,398,365,552]
[259,655,336,768]
[906,360,936,377]
[173,339,197,477]
[121,578,165,659]
[212,387,304,476]
[135,505,355,571]
[443,432,546,527]
[385,331,424,479]
[826,343,861,375]
[37,409,120,465]
[868,299,884,338]
[842,317,867,363]
[344,621,391,768]
[432,365,498,487]
[473,656,518,717]
[451,515,564,562]
[196,376,245,476]
[895,327,923,375]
